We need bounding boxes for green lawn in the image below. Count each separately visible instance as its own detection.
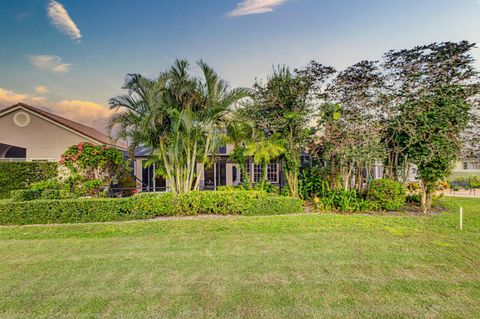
[0,198,479,318]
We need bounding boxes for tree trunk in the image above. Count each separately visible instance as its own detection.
[355,162,362,192]
[330,157,337,190]
[401,156,410,184]
[285,170,299,198]
[420,179,433,214]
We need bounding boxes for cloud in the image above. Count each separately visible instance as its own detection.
[34,85,49,94]
[0,87,112,132]
[47,0,82,41]
[28,55,72,74]
[228,0,288,17]
[53,100,112,128]
[0,88,46,106]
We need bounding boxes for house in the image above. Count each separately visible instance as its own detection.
[0,103,282,192]
[132,145,282,192]
[450,159,480,179]
[0,103,126,161]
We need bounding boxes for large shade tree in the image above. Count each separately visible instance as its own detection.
[317,60,386,191]
[108,60,250,194]
[244,65,334,197]
[382,41,479,212]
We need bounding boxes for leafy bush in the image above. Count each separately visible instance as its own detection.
[253,181,279,194]
[60,143,128,197]
[406,193,422,203]
[0,162,58,199]
[367,179,406,211]
[435,181,449,191]
[471,176,480,189]
[40,189,62,200]
[406,181,421,193]
[316,189,372,212]
[0,191,304,225]
[299,166,325,200]
[30,179,60,191]
[10,189,41,202]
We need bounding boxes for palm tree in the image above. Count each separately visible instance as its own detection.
[244,136,285,185]
[225,119,254,186]
[109,60,251,194]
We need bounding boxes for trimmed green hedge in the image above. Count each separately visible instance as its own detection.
[0,191,304,225]
[0,198,136,225]
[0,162,58,199]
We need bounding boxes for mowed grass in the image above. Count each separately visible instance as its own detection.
[0,198,479,318]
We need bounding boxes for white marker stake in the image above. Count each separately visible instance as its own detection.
[460,207,463,231]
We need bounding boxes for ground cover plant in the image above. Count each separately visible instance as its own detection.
[0,197,478,318]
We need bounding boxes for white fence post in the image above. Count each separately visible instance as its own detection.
[460,207,463,231]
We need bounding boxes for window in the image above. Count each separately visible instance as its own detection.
[267,163,279,183]
[248,163,279,183]
[462,161,480,170]
[253,164,262,182]
[218,145,227,155]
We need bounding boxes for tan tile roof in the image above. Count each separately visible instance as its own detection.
[0,103,127,150]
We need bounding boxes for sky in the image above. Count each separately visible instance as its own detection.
[0,0,479,132]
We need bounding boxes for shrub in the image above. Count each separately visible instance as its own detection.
[406,181,421,194]
[406,193,422,203]
[317,189,372,212]
[435,181,449,191]
[299,166,326,200]
[0,162,58,199]
[10,189,41,202]
[368,179,406,211]
[253,181,279,194]
[40,189,62,200]
[471,176,480,189]
[60,143,128,197]
[0,190,304,225]
[30,179,60,191]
